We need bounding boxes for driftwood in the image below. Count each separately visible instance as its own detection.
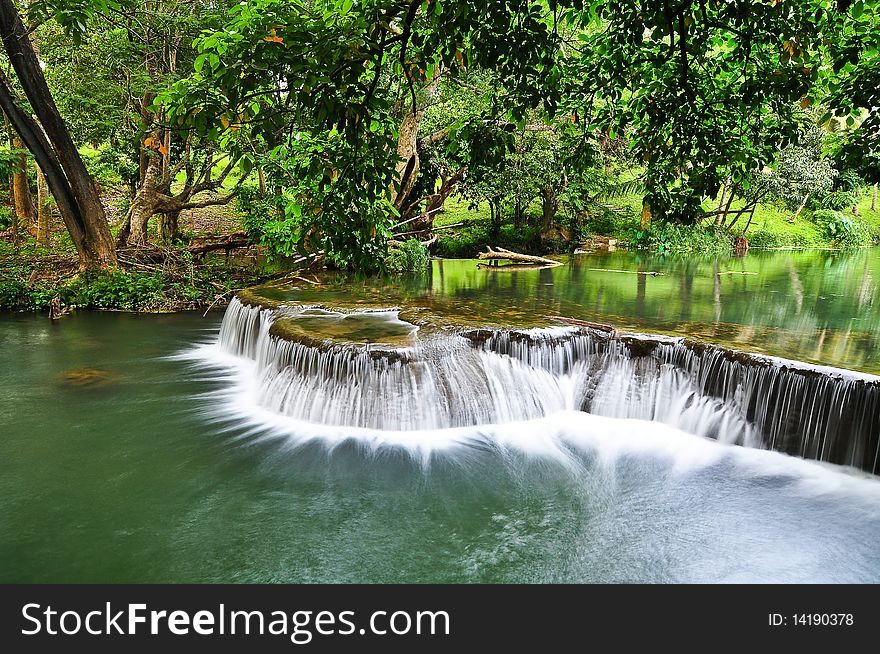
[477,246,562,267]
[588,268,663,276]
[716,271,757,275]
[48,294,72,320]
[188,232,250,257]
[547,315,616,334]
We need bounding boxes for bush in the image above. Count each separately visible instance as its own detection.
[812,209,873,248]
[818,191,858,212]
[385,239,429,273]
[834,169,864,193]
[624,223,733,255]
[0,206,12,230]
[0,269,212,312]
[81,147,138,188]
[63,271,166,310]
[0,279,27,309]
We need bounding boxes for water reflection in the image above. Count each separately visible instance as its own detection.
[258,248,880,374]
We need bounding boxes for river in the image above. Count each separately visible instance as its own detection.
[1,249,879,582]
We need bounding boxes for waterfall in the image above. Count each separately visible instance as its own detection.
[212,297,880,473]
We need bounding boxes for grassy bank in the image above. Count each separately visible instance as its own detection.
[434,187,880,256]
[0,239,272,313]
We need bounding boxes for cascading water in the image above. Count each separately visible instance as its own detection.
[204,296,880,473]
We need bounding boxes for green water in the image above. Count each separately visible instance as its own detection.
[259,248,880,373]
[2,306,880,583]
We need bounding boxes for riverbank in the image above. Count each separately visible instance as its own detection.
[434,187,880,257]
[0,239,271,313]
[4,184,879,313]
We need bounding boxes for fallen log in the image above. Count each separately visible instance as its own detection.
[588,268,663,276]
[547,315,616,333]
[477,246,562,267]
[188,232,251,257]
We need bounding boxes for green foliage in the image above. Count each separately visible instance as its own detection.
[385,239,429,273]
[823,0,880,185]
[160,0,569,271]
[565,1,841,224]
[63,271,165,310]
[818,191,858,211]
[834,169,865,192]
[0,238,255,312]
[434,199,549,257]
[748,121,837,211]
[745,202,826,248]
[14,0,880,275]
[812,209,873,247]
[0,206,13,231]
[626,224,733,256]
[80,146,137,188]
[0,270,166,312]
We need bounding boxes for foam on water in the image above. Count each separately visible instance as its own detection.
[180,298,880,488]
[192,300,880,472]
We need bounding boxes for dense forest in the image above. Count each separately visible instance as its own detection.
[0,0,878,311]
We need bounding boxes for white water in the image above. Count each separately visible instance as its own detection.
[186,298,880,474]
[172,299,880,583]
[210,299,757,442]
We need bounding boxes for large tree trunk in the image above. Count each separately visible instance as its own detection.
[641,199,652,228]
[392,71,442,210]
[126,151,164,245]
[540,185,559,232]
[35,165,51,246]
[158,209,182,243]
[393,106,424,211]
[513,196,524,228]
[0,0,116,269]
[10,133,35,232]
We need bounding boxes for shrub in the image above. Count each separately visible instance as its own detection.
[625,223,733,255]
[818,191,858,212]
[0,279,27,309]
[385,239,429,273]
[81,147,137,188]
[812,209,873,248]
[834,169,864,193]
[0,206,13,230]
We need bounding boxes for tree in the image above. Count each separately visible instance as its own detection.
[36,1,242,246]
[0,0,116,269]
[161,0,563,271]
[824,1,880,194]
[561,0,840,224]
[747,121,837,215]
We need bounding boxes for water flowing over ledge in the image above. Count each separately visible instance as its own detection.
[207,294,880,474]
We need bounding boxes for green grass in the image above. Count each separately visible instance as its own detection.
[429,185,880,258]
[743,202,827,249]
[434,197,552,257]
[855,186,880,236]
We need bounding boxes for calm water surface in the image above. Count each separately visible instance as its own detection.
[2,249,880,583]
[260,248,880,373]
